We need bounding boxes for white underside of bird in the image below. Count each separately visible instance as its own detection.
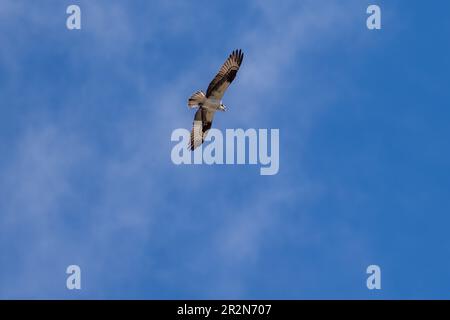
[189,93,226,112]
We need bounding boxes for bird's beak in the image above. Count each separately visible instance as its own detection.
[221,105,227,112]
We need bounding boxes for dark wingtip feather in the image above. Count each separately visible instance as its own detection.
[231,49,244,66]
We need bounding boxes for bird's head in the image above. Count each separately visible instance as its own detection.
[219,102,227,112]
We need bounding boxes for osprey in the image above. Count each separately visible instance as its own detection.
[187,49,244,150]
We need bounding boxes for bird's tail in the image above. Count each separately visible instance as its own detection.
[188,91,206,108]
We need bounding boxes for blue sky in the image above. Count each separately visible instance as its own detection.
[0,0,449,299]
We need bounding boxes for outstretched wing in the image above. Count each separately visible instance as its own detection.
[189,107,215,150]
[206,49,244,100]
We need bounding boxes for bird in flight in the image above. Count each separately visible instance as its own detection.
[187,49,244,150]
